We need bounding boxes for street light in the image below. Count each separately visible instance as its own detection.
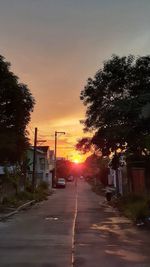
[54,131,65,184]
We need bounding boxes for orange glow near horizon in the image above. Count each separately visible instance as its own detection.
[28,120,92,164]
[28,119,90,162]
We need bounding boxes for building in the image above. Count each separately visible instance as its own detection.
[27,146,54,188]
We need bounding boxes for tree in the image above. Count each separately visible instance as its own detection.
[0,55,35,163]
[80,55,150,156]
[75,137,93,154]
[56,159,72,178]
[84,153,100,178]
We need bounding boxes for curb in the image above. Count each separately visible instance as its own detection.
[0,200,35,221]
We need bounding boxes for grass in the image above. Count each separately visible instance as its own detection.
[114,193,150,222]
[91,182,150,224]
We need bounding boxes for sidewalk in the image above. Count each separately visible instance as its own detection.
[0,200,35,221]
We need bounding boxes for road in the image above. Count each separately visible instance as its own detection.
[0,180,150,267]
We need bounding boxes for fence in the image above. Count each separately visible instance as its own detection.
[127,157,150,194]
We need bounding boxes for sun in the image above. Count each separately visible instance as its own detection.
[73,159,79,164]
[70,152,85,164]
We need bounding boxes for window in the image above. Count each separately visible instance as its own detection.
[39,158,45,170]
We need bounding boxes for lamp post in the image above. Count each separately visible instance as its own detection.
[54,131,65,185]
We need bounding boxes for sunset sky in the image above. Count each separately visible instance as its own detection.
[0,0,150,161]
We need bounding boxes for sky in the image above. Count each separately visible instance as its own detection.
[0,0,150,162]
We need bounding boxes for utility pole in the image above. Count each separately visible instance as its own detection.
[54,131,65,185]
[54,131,57,184]
[32,127,37,192]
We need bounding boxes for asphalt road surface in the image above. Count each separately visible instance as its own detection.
[0,180,150,267]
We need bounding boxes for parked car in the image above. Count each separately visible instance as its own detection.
[56,178,66,188]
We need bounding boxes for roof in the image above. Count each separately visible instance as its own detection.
[36,146,49,153]
[28,147,44,154]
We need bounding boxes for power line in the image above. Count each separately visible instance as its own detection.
[27,126,35,136]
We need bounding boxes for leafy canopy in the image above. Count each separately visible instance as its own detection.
[0,55,35,163]
[80,55,150,156]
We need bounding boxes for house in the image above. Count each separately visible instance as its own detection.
[49,149,55,172]
[107,153,149,195]
[27,146,54,189]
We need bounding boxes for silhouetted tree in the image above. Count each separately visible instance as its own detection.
[75,137,93,154]
[84,153,100,178]
[81,55,150,156]
[84,154,109,185]
[0,55,35,163]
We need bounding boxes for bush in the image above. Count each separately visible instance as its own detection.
[33,181,49,202]
[2,196,18,206]
[34,188,48,202]
[17,191,34,201]
[2,191,34,208]
[25,181,33,193]
[117,194,150,221]
[38,181,49,191]
[1,181,50,209]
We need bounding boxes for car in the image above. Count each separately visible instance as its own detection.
[67,175,74,182]
[56,178,66,188]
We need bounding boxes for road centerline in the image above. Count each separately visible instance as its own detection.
[71,184,78,267]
